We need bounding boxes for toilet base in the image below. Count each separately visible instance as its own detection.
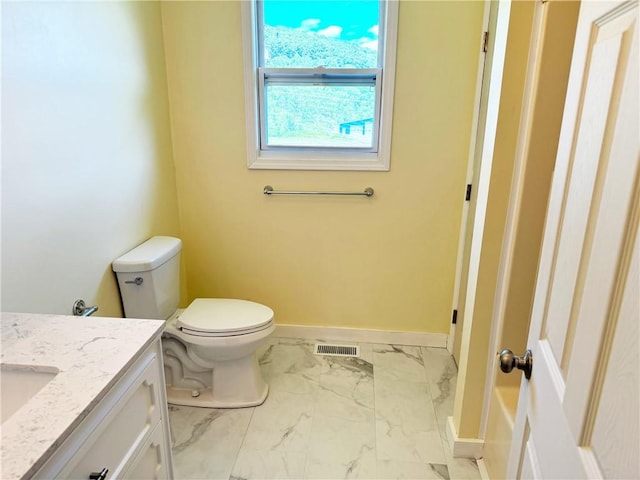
[166,383,268,409]
[162,318,275,409]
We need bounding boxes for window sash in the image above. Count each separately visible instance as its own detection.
[256,1,387,69]
[262,68,379,85]
[258,68,382,153]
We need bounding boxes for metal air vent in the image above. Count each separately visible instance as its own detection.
[314,343,359,357]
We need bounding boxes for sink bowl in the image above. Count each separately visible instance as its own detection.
[1,364,59,424]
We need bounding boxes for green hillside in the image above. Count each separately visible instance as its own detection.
[262,26,377,146]
[264,25,377,68]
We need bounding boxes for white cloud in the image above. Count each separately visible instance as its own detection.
[360,39,378,51]
[300,18,321,30]
[368,25,379,37]
[317,25,343,38]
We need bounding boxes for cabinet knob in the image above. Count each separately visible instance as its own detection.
[89,467,109,480]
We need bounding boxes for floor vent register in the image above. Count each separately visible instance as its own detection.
[314,343,360,357]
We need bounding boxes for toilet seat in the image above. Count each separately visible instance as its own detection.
[176,298,274,337]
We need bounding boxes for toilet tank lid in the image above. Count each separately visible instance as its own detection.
[112,236,182,273]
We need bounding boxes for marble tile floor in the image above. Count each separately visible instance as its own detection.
[168,338,481,480]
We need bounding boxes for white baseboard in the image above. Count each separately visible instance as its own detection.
[274,324,447,348]
[446,416,484,459]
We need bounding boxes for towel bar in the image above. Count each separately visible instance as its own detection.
[263,185,374,197]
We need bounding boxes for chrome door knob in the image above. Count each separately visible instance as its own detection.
[499,349,533,379]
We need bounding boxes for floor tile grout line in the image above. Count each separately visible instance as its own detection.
[368,341,379,479]
[227,339,277,479]
[228,406,257,479]
[423,346,460,475]
[301,341,323,480]
[426,347,459,449]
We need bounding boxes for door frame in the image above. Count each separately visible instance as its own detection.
[447,0,513,458]
[479,0,581,444]
[449,0,581,460]
[448,0,510,359]
[447,0,492,356]
[478,0,547,439]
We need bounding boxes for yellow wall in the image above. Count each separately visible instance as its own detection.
[1,2,181,316]
[161,0,485,332]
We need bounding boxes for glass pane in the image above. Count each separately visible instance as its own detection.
[264,83,376,148]
[261,0,379,69]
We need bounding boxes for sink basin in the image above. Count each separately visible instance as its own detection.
[1,364,59,424]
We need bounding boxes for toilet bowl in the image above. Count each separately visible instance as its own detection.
[112,236,274,409]
[163,298,274,408]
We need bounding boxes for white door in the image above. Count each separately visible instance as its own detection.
[506,0,639,478]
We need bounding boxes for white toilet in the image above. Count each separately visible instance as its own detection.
[112,236,275,408]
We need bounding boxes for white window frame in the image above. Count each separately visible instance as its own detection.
[241,0,398,171]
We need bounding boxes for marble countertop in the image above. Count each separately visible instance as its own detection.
[0,312,165,480]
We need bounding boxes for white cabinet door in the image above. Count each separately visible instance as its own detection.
[507,1,639,478]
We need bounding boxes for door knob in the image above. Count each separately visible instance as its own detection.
[499,349,533,379]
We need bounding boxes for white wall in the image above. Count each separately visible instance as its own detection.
[1,1,180,316]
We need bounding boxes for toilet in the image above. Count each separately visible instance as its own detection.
[112,236,274,408]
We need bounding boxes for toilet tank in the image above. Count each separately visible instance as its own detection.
[112,236,182,320]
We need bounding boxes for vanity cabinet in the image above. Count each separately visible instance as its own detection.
[34,340,173,479]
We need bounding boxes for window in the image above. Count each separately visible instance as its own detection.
[242,0,398,170]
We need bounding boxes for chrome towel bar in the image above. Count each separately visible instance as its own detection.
[263,185,374,197]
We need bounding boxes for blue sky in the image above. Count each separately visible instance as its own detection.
[263,0,379,46]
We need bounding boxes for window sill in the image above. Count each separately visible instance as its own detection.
[247,151,390,171]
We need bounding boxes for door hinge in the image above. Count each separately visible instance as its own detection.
[482,31,489,53]
[452,309,458,325]
[465,184,473,201]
